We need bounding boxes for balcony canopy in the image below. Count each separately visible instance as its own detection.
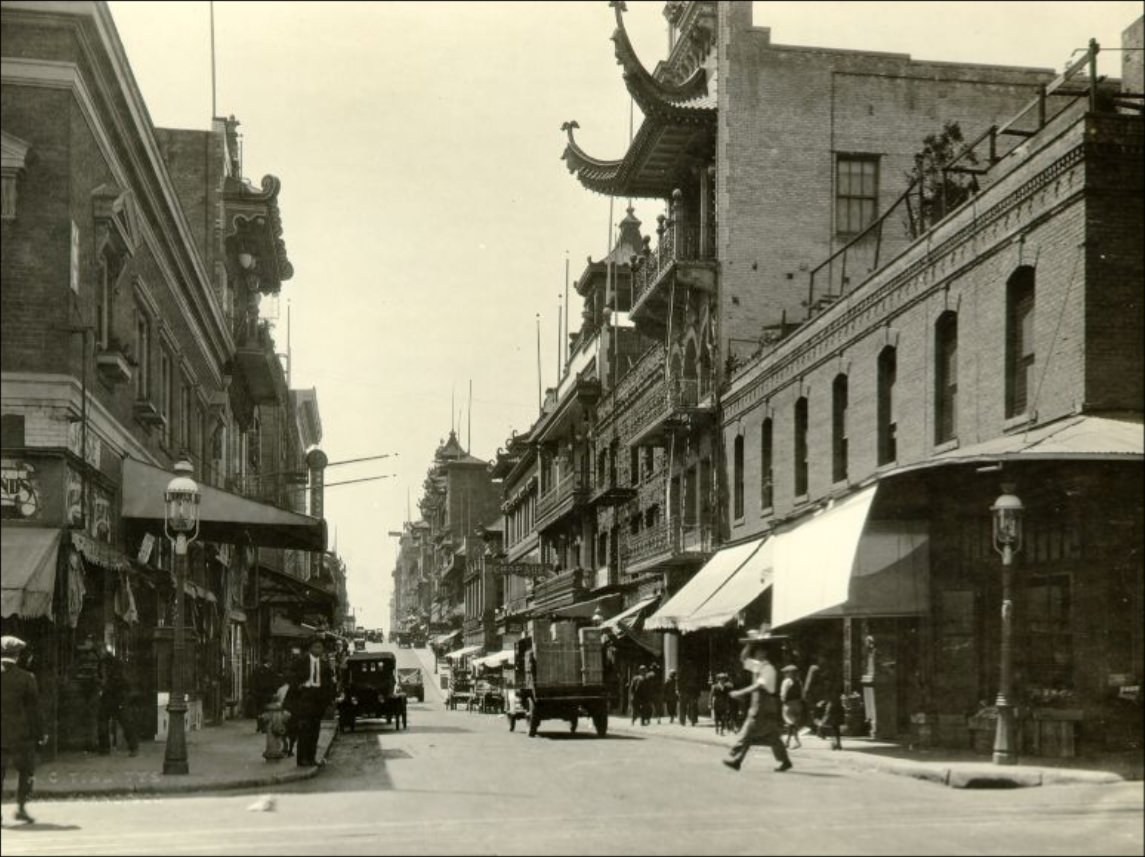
[1,527,63,620]
[121,457,326,552]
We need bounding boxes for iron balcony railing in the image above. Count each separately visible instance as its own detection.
[535,469,591,530]
[621,519,714,567]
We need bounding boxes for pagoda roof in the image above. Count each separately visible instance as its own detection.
[561,1,715,199]
[223,173,294,294]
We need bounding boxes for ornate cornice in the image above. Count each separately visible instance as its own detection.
[223,174,294,292]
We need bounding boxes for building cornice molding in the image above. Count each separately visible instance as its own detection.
[1,371,160,465]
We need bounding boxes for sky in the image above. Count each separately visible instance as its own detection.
[105,1,1141,631]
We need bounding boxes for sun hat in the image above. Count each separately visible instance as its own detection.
[738,623,788,644]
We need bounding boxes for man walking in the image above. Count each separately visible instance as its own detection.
[721,627,793,773]
[290,636,335,767]
[628,666,645,726]
[1,636,45,824]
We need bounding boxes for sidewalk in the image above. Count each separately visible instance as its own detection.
[1,718,339,800]
[607,715,1144,789]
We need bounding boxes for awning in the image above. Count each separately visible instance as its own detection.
[549,593,621,620]
[905,414,1143,472]
[432,630,461,647]
[645,538,767,631]
[120,457,326,552]
[771,485,929,628]
[1,527,63,620]
[677,538,775,632]
[444,644,483,660]
[269,614,311,638]
[71,531,132,572]
[472,649,515,669]
[599,595,659,633]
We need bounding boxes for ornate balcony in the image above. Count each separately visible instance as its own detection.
[535,469,591,534]
[630,216,716,331]
[232,319,281,404]
[621,518,714,575]
[625,372,716,447]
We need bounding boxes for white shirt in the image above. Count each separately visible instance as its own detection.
[303,655,321,688]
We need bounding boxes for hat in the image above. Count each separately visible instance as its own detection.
[780,664,800,673]
[1,635,28,656]
[738,623,788,645]
[716,672,729,679]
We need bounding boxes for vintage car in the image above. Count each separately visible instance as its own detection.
[397,667,425,702]
[338,651,407,731]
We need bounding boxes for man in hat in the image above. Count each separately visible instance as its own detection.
[721,627,793,773]
[1,636,45,823]
[289,636,336,767]
[628,666,645,726]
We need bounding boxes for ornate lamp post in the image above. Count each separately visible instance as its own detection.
[163,460,200,775]
[990,484,1024,766]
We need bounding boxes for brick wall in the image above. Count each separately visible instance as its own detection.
[717,10,1053,356]
[721,107,1138,542]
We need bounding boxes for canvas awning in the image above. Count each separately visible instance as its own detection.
[432,631,461,647]
[444,644,483,660]
[549,593,621,620]
[472,649,515,669]
[645,538,767,631]
[1,527,62,620]
[771,485,929,628]
[599,595,659,633]
[120,457,326,552]
[269,614,311,639]
[677,538,775,633]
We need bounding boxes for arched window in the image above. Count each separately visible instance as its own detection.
[1005,267,1035,418]
[935,311,958,443]
[733,434,744,519]
[832,374,849,483]
[794,397,809,496]
[760,418,773,509]
[877,346,897,465]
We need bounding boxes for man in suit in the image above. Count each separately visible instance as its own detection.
[290,636,335,767]
[1,635,45,823]
[722,627,793,773]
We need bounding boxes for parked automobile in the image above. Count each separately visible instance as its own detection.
[397,667,425,702]
[338,651,407,731]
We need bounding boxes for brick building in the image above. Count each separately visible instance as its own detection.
[718,26,1143,752]
[1,1,329,750]
[559,1,1063,693]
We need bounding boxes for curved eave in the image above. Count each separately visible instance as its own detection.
[611,2,709,110]
[562,117,713,199]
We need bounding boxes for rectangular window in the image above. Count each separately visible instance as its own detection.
[97,256,111,351]
[630,446,640,486]
[70,221,80,294]
[158,349,173,446]
[684,465,698,526]
[935,312,958,443]
[180,381,193,454]
[733,435,744,519]
[832,376,849,483]
[134,311,151,401]
[1023,574,1072,690]
[877,348,897,465]
[1006,269,1036,418]
[699,458,712,526]
[836,155,879,235]
[794,398,809,496]
[760,419,773,509]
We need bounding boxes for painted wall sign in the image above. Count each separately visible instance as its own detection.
[0,458,41,519]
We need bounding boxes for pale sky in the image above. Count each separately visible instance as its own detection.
[106,1,1141,631]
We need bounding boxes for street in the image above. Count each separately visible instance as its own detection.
[1,646,1141,857]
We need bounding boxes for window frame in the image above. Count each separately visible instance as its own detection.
[794,397,809,496]
[760,418,774,510]
[1005,268,1036,419]
[732,434,744,520]
[835,154,880,236]
[935,311,959,444]
[877,346,898,466]
[832,374,849,483]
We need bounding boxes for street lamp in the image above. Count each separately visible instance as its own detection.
[163,460,200,775]
[990,483,1024,766]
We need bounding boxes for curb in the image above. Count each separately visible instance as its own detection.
[606,720,1128,790]
[5,722,339,801]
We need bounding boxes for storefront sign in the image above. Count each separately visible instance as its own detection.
[490,561,549,578]
[1,458,41,519]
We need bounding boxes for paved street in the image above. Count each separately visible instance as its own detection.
[2,647,1141,857]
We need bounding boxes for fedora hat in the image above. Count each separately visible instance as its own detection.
[738,623,788,644]
[1,635,28,656]
[780,664,800,673]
